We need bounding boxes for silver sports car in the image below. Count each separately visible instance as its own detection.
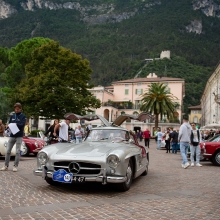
[34,113,152,191]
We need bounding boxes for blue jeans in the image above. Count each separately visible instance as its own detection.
[157,140,161,150]
[190,145,200,164]
[172,142,178,153]
[76,137,82,143]
[5,137,22,167]
[180,142,189,165]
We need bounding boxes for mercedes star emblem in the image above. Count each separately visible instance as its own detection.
[68,162,80,174]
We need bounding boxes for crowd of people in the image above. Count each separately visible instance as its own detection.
[1,102,220,173]
[135,117,220,169]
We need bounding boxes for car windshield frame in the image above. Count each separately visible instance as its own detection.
[85,129,130,142]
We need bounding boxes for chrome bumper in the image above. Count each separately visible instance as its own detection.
[203,153,212,156]
[33,169,127,184]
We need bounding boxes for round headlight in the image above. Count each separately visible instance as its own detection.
[35,142,38,147]
[37,152,48,165]
[107,155,120,168]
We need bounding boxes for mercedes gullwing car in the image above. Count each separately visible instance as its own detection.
[0,136,26,156]
[34,113,152,191]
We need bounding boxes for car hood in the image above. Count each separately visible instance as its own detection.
[54,141,123,158]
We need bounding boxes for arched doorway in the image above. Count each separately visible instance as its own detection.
[104,109,110,121]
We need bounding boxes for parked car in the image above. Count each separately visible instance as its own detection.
[22,136,46,156]
[0,137,26,156]
[200,134,220,166]
[34,113,152,191]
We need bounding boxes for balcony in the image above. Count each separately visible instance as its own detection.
[102,101,134,109]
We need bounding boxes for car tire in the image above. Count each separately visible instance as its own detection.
[211,150,220,166]
[22,144,30,156]
[118,159,133,192]
[45,176,61,186]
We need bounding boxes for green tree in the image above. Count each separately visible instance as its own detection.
[140,83,176,128]
[14,41,101,119]
[0,87,12,122]
[3,37,51,88]
[0,47,10,87]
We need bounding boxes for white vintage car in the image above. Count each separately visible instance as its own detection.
[34,113,153,191]
[0,137,26,156]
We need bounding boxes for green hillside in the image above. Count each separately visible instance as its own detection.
[0,0,220,112]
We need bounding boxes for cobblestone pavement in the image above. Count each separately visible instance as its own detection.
[0,141,219,220]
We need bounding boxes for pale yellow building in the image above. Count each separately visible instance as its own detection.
[188,105,202,125]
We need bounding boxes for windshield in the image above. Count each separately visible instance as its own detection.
[86,129,130,142]
[206,134,220,142]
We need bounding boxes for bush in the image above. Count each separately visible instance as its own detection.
[30,130,45,137]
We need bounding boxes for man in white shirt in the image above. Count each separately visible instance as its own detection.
[53,119,70,142]
[156,128,163,150]
[75,125,84,143]
[88,123,92,131]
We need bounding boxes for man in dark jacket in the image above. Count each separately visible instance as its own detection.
[170,129,179,154]
[0,103,26,172]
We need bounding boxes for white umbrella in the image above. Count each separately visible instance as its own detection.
[204,123,220,129]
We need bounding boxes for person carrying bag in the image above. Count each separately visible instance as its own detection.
[190,123,202,167]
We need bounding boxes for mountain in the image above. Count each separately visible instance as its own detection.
[0,0,220,110]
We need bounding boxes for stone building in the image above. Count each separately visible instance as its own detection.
[200,61,220,126]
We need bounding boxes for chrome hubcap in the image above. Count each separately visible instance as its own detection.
[216,153,220,164]
[23,145,28,154]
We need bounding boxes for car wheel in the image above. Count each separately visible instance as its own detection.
[118,159,133,192]
[22,144,30,156]
[211,150,220,166]
[45,176,61,186]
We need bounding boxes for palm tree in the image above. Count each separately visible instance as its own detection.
[140,83,177,129]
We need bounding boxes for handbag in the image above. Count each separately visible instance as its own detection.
[192,142,199,146]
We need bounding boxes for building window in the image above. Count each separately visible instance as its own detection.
[137,83,142,86]
[133,111,139,116]
[135,100,142,109]
[125,89,129,95]
[193,116,198,123]
[121,111,125,115]
[135,89,143,95]
[125,84,129,87]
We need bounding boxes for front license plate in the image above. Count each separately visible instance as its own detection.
[72,176,85,183]
[52,169,73,183]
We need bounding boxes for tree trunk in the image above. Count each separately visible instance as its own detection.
[155,114,159,129]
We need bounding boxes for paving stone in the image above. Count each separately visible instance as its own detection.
[0,142,219,219]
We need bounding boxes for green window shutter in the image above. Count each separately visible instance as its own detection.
[125,89,129,95]
[141,89,143,95]
[135,89,137,94]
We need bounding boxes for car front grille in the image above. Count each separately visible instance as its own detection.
[53,161,101,175]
